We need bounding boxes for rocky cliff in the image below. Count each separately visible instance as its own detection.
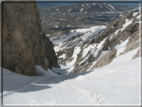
[91,9,141,69]
[2,2,59,76]
[50,7,141,74]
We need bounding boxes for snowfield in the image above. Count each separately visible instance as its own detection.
[51,26,107,75]
[2,47,141,106]
[51,25,106,52]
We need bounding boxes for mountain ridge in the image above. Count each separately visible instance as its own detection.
[39,3,135,35]
[50,8,141,75]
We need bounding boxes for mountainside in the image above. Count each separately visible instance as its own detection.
[51,8,141,75]
[2,3,59,76]
[39,3,135,35]
[47,3,133,12]
[2,2,141,105]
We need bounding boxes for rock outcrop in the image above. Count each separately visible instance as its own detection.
[90,9,140,70]
[54,8,141,74]
[91,49,117,69]
[2,2,59,76]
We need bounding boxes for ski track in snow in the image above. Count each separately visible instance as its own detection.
[3,76,43,97]
[3,66,106,105]
[3,76,98,105]
[69,80,106,105]
[3,50,140,105]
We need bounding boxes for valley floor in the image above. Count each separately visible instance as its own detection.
[2,48,141,106]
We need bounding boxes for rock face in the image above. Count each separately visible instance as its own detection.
[91,49,117,69]
[2,3,59,76]
[90,9,140,70]
[51,7,141,74]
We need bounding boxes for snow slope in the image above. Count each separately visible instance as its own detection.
[51,25,107,75]
[51,25,106,52]
[2,48,140,106]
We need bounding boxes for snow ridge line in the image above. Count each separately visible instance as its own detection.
[2,76,44,97]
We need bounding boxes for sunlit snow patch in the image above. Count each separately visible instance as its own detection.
[133,12,138,16]
[36,65,60,77]
[76,75,86,81]
[115,37,130,49]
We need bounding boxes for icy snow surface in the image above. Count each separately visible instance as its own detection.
[2,48,140,106]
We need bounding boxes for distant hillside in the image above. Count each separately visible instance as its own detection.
[37,3,76,8]
[110,3,139,7]
[39,3,135,35]
[37,3,139,8]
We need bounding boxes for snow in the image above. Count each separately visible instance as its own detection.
[52,67,67,76]
[52,26,106,52]
[68,9,72,12]
[89,50,109,70]
[56,46,82,75]
[36,66,61,77]
[114,19,133,36]
[80,8,83,12]
[96,37,108,49]
[46,34,50,37]
[92,48,100,57]
[136,15,142,20]
[2,48,140,105]
[121,19,133,31]
[79,54,90,66]
[115,37,130,49]
[59,53,66,59]
[82,44,96,58]
[3,20,140,105]
[136,21,142,24]
[86,3,89,6]
[76,75,86,81]
[109,34,115,40]
[104,4,113,12]
[74,26,106,33]
[81,44,101,59]
[133,12,138,16]
[99,4,102,8]
[114,29,120,35]
[108,4,117,12]
[54,25,58,28]
[66,46,81,72]
[116,47,126,57]
[51,32,83,51]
